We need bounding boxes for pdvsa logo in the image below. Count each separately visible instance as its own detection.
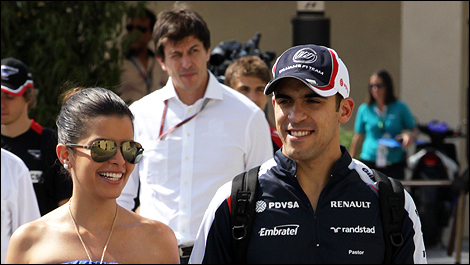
[256,200,300,213]
[259,224,300,237]
[268,201,300,209]
[256,200,267,213]
[293,48,317,63]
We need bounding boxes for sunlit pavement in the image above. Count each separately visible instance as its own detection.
[426,237,468,264]
[425,219,469,264]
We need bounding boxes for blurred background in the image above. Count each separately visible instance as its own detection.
[2,1,468,260]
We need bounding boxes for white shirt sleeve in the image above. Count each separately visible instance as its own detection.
[245,108,274,169]
[117,163,139,210]
[1,148,41,263]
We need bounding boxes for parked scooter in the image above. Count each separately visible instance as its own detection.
[407,120,466,247]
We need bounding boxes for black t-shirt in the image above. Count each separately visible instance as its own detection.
[1,120,72,215]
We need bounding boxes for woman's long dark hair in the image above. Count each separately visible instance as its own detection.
[367,69,397,105]
[56,87,134,145]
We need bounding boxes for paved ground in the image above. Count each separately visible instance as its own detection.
[426,237,469,264]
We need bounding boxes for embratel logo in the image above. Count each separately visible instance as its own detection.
[292,48,317,63]
[259,224,299,237]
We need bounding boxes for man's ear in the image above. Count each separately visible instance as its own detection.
[205,48,210,62]
[339,97,354,124]
[157,56,167,72]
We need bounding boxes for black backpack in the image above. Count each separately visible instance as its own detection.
[230,166,404,264]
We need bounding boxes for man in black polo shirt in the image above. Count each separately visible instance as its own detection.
[1,57,72,216]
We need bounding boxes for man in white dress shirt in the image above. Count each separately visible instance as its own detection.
[117,3,273,263]
[1,148,40,263]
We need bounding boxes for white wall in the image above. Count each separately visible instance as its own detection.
[401,0,468,237]
[401,1,463,127]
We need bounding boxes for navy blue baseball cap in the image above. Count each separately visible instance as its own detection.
[1,57,34,96]
[264,44,350,98]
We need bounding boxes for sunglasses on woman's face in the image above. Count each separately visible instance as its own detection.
[368,83,385,89]
[66,140,144,164]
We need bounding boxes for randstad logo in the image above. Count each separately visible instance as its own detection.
[259,224,300,237]
[330,226,376,234]
[293,48,317,63]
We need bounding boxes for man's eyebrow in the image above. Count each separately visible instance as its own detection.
[273,93,291,99]
[168,50,182,56]
[168,44,201,55]
[188,43,201,50]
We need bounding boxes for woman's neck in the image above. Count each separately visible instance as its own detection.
[376,100,386,111]
[1,116,31,137]
[68,197,118,230]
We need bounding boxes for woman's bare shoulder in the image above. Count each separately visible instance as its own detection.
[5,208,68,263]
[120,207,170,230]
[117,208,179,263]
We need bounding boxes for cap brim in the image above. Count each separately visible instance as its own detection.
[264,75,339,98]
[1,81,33,97]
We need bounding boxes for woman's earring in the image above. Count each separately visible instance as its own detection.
[64,163,69,169]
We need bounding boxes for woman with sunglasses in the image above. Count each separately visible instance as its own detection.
[5,87,179,264]
[350,70,418,180]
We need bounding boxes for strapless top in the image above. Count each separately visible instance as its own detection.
[62,261,120,264]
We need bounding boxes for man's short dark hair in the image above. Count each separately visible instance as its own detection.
[335,93,342,112]
[145,8,157,30]
[153,3,210,60]
[224,56,272,88]
[127,7,156,30]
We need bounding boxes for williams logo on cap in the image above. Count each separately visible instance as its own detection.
[293,48,317,64]
[1,66,20,81]
[264,44,350,99]
[1,57,34,97]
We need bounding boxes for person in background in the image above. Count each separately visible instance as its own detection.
[349,69,418,180]
[116,7,168,105]
[189,44,426,264]
[224,55,282,154]
[1,148,40,263]
[1,57,72,216]
[5,87,179,264]
[117,3,273,263]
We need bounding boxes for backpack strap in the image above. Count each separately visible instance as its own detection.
[230,166,260,264]
[373,169,405,264]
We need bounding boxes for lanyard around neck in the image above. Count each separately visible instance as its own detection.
[158,98,210,141]
[374,105,387,135]
[129,57,153,93]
